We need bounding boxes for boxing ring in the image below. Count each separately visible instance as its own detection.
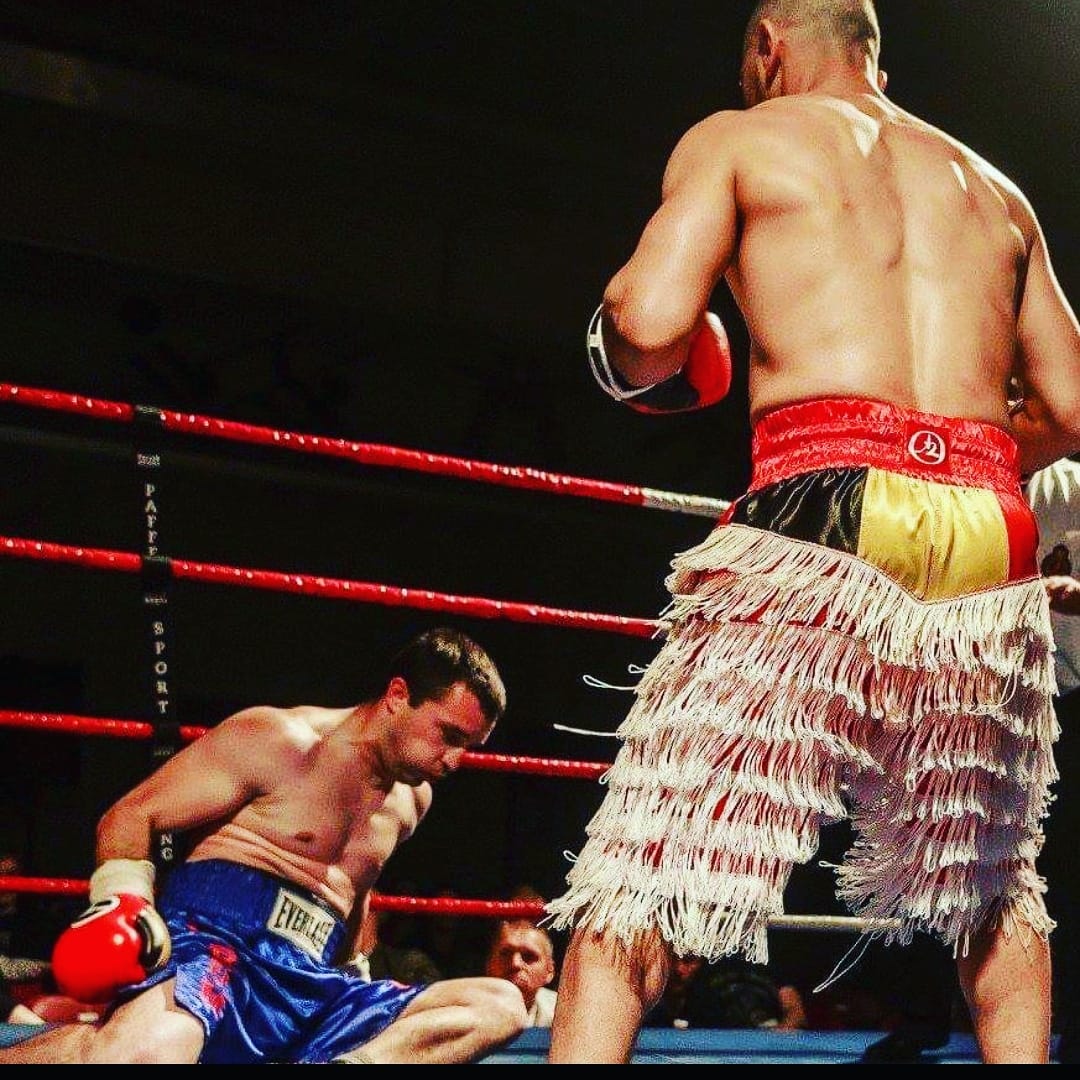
[0,383,1016,1063]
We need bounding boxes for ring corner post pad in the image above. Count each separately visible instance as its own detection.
[140,551,183,872]
[131,403,185,875]
[140,552,175,743]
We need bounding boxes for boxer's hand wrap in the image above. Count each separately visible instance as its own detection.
[88,858,156,904]
[52,860,170,1003]
[587,305,732,413]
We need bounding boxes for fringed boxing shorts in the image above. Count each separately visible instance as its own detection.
[545,397,1059,965]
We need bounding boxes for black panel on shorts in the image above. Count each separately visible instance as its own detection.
[729,467,867,555]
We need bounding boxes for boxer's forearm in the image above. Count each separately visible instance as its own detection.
[600,306,697,387]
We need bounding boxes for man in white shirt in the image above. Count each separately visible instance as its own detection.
[484,920,558,1028]
[1027,457,1080,1064]
[1028,458,1080,687]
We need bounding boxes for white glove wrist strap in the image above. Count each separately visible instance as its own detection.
[586,305,658,402]
[89,858,156,904]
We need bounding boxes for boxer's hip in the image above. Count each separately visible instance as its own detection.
[729,397,1037,599]
[159,859,347,965]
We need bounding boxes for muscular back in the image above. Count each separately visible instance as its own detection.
[726,93,1028,425]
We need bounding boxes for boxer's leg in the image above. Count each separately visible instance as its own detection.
[331,976,526,1065]
[0,978,203,1064]
[958,922,1051,1064]
[549,924,671,1065]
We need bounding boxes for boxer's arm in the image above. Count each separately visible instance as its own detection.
[53,707,293,1002]
[337,888,375,969]
[1008,194,1080,474]
[600,112,741,390]
[95,705,292,863]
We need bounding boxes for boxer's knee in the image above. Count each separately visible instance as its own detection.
[475,977,529,1039]
[568,922,672,1013]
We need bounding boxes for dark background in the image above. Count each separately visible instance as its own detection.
[1,0,1078,1013]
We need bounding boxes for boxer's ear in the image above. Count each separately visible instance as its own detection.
[757,19,783,92]
[878,68,888,91]
[385,676,410,712]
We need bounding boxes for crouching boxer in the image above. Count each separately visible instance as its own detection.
[0,627,527,1064]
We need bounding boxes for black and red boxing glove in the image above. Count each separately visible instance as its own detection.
[587,307,732,413]
[51,859,171,1004]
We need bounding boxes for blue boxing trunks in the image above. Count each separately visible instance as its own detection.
[117,859,425,1064]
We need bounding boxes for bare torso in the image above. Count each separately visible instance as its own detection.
[186,705,427,918]
[724,92,1028,427]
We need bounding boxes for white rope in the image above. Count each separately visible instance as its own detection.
[768,914,902,933]
[641,486,730,518]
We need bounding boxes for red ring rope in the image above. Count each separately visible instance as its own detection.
[0,880,893,934]
[0,536,661,638]
[0,710,610,780]
[0,876,544,919]
[0,385,674,935]
[0,708,608,904]
[0,382,729,519]
[0,387,898,942]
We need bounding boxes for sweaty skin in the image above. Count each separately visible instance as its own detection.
[602,85,1080,477]
[98,682,490,918]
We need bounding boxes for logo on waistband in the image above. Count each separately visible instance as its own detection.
[267,887,337,961]
[905,426,948,467]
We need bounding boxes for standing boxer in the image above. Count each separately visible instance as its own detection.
[0,627,527,1064]
[547,0,1080,1064]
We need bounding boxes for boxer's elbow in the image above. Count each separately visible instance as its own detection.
[95,792,157,858]
[605,285,693,354]
[603,288,696,385]
[1012,381,1080,460]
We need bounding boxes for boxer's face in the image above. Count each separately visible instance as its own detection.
[387,679,493,786]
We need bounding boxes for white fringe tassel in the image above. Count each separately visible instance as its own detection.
[544,525,1059,964]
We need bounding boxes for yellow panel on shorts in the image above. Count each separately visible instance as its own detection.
[856,468,1010,601]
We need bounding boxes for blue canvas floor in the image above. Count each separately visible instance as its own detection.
[479,1027,1063,1064]
[1,1022,1063,1062]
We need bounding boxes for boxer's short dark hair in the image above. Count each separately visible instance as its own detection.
[386,627,506,723]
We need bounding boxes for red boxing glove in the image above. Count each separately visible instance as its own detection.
[587,307,732,414]
[52,894,172,1004]
[689,313,733,403]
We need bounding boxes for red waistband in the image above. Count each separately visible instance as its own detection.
[750,398,1021,495]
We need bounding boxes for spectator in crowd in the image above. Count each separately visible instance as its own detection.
[484,919,559,1028]
[643,953,807,1031]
